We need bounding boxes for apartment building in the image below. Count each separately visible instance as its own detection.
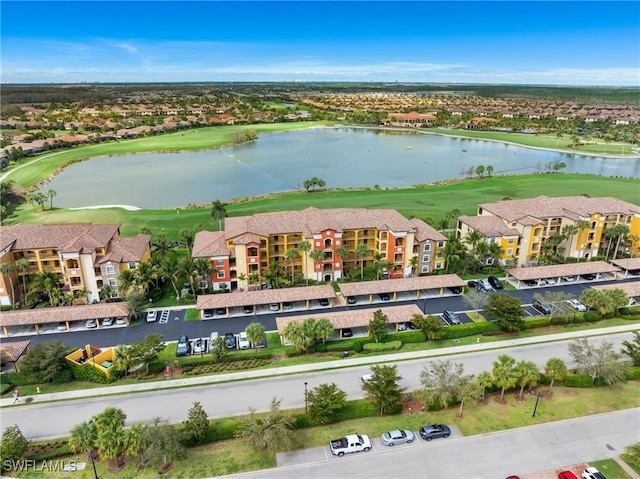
[192,208,447,291]
[0,223,151,305]
[457,196,640,266]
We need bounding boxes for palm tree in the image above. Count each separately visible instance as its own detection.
[335,245,349,279]
[464,230,484,250]
[153,234,169,259]
[487,242,503,267]
[0,263,16,308]
[118,269,137,298]
[179,228,194,255]
[177,256,197,295]
[544,357,567,394]
[210,199,228,231]
[603,227,618,260]
[285,248,300,284]
[158,255,182,301]
[25,192,37,212]
[136,261,158,294]
[112,345,133,376]
[298,240,312,285]
[561,224,579,260]
[248,271,261,290]
[477,371,493,401]
[309,249,324,282]
[30,270,60,306]
[409,256,419,277]
[124,423,148,469]
[268,261,282,288]
[627,234,640,258]
[612,224,630,259]
[514,360,540,399]
[194,258,214,293]
[372,252,385,280]
[46,189,57,210]
[238,272,248,291]
[68,421,97,455]
[492,354,517,401]
[354,244,369,280]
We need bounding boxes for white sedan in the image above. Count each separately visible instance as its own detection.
[568,299,588,312]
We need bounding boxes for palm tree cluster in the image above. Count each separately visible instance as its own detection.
[442,230,504,275]
[282,317,335,353]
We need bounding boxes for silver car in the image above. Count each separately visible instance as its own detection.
[380,429,415,446]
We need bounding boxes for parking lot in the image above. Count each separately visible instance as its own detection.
[276,425,463,467]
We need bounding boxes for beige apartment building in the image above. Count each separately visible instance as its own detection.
[457,196,640,266]
[192,207,447,291]
[0,223,151,306]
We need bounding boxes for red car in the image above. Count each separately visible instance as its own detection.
[558,472,579,479]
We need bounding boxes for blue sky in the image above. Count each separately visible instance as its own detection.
[2,1,639,85]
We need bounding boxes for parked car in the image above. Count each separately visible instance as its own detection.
[209,331,219,350]
[467,280,478,289]
[146,310,157,322]
[347,296,357,304]
[407,322,418,330]
[558,472,580,479]
[442,310,461,325]
[476,279,493,293]
[238,331,250,350]
[447,286,462,294]
[523,279,537,287]
[242,305,253,314]
[215,307,226,316]
[582,273,596,280]
[283,302,293,310]
[85,319,97,329]
[380,429,415,446]
[193,338,205,354]
[630,270,640,276]
[543,278,557,285]
[252,337,268,348]
[268,303,280,311]
[342,328,353,338]
[532,299,552,315]
[419,424,451,441]
[582,467,606,479]
[56,322,68,331]
[176,335,191,356]
[361,374,373,383]
[224,332,237,350]
[318,298,330,306]
[561,275,576,282]
[378,293,390,301]
[568,299,588,312]
[116,317,126,325]
[202,309,215,319]
[102,317,114,326]
[488,276,504,290]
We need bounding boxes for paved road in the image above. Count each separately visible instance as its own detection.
[220,409,640,479]
[7,277,636,348]
[2,330,634,440]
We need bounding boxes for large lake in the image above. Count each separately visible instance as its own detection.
[44,127,640,209]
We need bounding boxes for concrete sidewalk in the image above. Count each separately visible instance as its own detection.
[3,323,638,408]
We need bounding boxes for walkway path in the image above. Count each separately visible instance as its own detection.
[3,323,637,408]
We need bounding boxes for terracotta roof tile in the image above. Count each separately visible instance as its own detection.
[0,303,128,327]
[0,223,120,252]
[409,218,447,242]
[609,258,640,271]
[97,234,150,264]
[592,280,640,297]
[338,275,465,296]
[197,285,337,309]
[458,215,520,237]
[506,261,619,280]
[192,231,228,258]
[0,340,30,362]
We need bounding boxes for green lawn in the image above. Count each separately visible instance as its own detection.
[5,174,638,238]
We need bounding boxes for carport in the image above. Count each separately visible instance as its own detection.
[591,280,640,302]
[196,284,338,318]
[337,274,466,304]
[506,261,620,289]
[0,340,30,372]
[0,303,129,338]
[609,258,640,279]
[275,303,424,344]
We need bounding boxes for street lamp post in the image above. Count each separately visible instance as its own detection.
[532,392,542,417]
[304,382,308,414]
[88,450,98,479]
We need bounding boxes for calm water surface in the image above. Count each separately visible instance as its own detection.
[44,128,640,209]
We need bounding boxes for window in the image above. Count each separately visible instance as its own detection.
[106,265,115,275]
[421,265,430,273]
[506,248,513,256]
[437,241,444,248]
[216,259,224,266]
[217,271,225,279]
[508,238,515,244]
[435,262,443,269]
[128,262,137,270]
[422,254,430,263]
[423,243,431,252]
[108,278,117,287]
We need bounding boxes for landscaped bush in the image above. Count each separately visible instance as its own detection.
[583,312,600,322]
[619,307,631,316]
[442,322,501,339]
[550,316,570,325]
[52,369,74,383]
[315,342,327,353]
[351,339,363,352]
[285,347,302,357]
[536,373,551,385]
[572,315,586,324]
[563,373,594,388]
[70,363,120,384]
[388,331,426,343]
[3,371,42,386]
[625,366,640,380]
[149,287,164,303]
[523,317,551,329]
[362,340,402,352]
[0,382,13,395]
[326,340,355,352]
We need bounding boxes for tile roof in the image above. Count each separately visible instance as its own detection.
[609,258,640,271]
[338,274,465,297]
[506,261,619,280]
[276,304,424,332]
[0,340,30,362]
[192,231,228,258]
[409,218,447,242]
[592,281,640,297]
[97,234,150,264]
[458,215,520,237]
[196,285,337,309]
[0,223,120,253]
[0,303,128,327]
[478,196,640,224]
[224,207,418,240]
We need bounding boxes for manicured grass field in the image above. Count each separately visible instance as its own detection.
[6,174,639,238]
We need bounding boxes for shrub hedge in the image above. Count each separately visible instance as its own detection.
[70,363,121,384]
[583,312,600,322]
[442,322,501,339]
[625,366,640,380]
[388,331,426,343]
[523,317,551,329]
[563,373,594,388]
[363,340,402,352]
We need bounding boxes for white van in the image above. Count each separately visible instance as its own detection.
[209,331,219,352]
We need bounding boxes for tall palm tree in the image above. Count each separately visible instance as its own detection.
[603,227,618,260]
[13,258,30,302]
[112,345,133,376]
[179,228,194,255]
[118,269,137,298]
[153,234,169,259]
[309,249,324,282]
[177,256,197,295]
[492,354,517,401]
[464,230,484,250]
[354,244,369,280]
[477,371,493,401]
[68,421,98,455]
[124,423,148,469]
[514,360,540,399]
[285,248,300,284]
[210,199,228,231]
[46,189,57,210]
[561,224,579,260]
[268,261,281,288]
[544,357,567,394]
[0,263,16,308]
[136,261,157,294]
[30,270,60,306]
[612,224,630,260]
[194,258,214,293]
[409,256,419,277]
[335,245,349,279]
[298,240,312,285]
